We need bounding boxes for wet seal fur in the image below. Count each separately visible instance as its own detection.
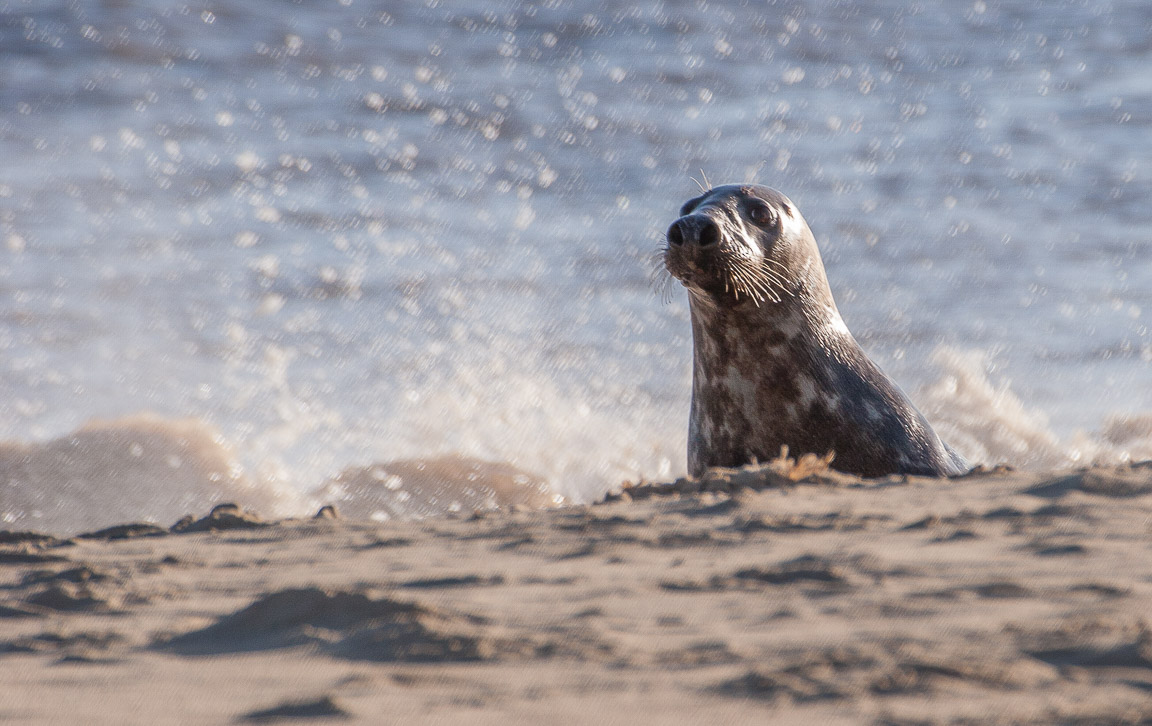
[662,184,968,478]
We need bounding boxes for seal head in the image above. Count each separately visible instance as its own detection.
[663,184,967,478]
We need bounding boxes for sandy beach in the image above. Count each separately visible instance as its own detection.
[3,458,1152,725]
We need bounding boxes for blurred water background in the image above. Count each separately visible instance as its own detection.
[2,0,1151,531]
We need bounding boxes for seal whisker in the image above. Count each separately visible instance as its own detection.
[648,248,678,304]
[727,268,748,302]
[737,266,781,304]
[728,268,765,307]
[747,261,792,300]
[727,256,784,304]
[725,264,757,298]
[761,256,790,272]
[659,270,678,303]
[749,274,781,304]
[759,257,794,279]
[756,272,788,300]
[733,260,781,305]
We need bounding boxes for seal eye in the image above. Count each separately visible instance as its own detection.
[748,202,777,227]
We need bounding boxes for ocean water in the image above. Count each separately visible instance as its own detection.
[2,0,1150,533]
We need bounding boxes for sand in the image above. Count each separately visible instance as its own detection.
[3,460,1152,725]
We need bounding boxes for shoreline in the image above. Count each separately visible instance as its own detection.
[3,461,1152,724]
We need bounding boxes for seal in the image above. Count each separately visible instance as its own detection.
[662,184,968,478]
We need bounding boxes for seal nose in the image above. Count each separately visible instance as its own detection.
[667,214,720,248]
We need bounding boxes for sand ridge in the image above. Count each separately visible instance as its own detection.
[2,462,1152,724]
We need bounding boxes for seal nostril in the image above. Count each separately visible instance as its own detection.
[698,219,720,247]
[667,221,685,247]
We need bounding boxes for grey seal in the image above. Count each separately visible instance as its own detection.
[662,184,968,478]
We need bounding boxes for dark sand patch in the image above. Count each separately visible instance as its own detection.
[4,630,126,656]
[970,582,1033,599]
[0,602,46,618]
[77,524,169,541]
[358,537,413,550]
[401,574,505,589]
[1033,543,1088,557]
[7,562,135,615]
[733,511,884,533]
[159,586,600,663]
[718,643,1056,702]
[0,551,70,565]
[731,555,851,587]
[0,532,61,546]
[161,587,493,661]
[20,565,112,587]
[171,503,270,533]
[23,582,121,613]
[1067,583,1129,598]
[929,529,980,542]
[655,641,742,667]
[240,695,350,722]
[1025,463,1152,499]
[662,554,871,593]
[1024,620,1152,670]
